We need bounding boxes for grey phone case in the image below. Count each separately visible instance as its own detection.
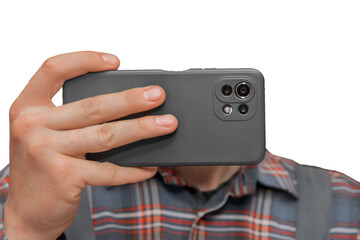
[62,68,265,166]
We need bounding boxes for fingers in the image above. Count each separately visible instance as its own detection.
[54,114,178,156]
[73,159,158,186]
[46,85,166,130]
[18,51,120,108]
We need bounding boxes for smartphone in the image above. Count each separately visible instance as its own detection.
[62,68,265,166]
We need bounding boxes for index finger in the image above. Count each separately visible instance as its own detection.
[18,51,120,108]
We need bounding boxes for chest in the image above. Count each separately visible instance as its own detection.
[91,179,296,240]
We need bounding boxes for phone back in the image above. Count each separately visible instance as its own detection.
[62,68,265,166]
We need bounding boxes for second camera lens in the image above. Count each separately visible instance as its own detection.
[221,85,232,96]
[238,104,248,114]
[235,82,251,98]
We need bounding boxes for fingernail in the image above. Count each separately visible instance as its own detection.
[155,115,174,127]
[143,87,161,101]
[102,54,118,65]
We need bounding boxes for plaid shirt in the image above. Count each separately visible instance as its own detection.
[0,149,359,239]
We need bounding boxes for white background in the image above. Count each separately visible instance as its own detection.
[0,0,359,181]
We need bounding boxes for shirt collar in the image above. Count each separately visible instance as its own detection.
[156,149,298,199]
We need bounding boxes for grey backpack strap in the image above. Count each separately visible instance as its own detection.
[295,164,332,240]
[64,185,96,240]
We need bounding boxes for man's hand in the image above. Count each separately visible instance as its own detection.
[3,51,178,239]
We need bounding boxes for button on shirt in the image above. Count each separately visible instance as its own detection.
[0,149,359,239]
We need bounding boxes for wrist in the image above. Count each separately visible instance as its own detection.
[3,201,54,240]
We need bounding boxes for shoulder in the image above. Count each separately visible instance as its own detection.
[265,149,360,193]
[263,150,359,206]
[266,150,359,230]
[327,169,360,196]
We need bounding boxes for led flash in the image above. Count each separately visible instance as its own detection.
[223,105,232,114]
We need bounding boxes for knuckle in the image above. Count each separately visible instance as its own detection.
[96,122,116,148]
[79,96,102,120]
[124,89,138,107]
[102,162,119,184]
[124,90,133,107]
[12,114,41,141]
[136,117,149,132]
[40,57,59,75]
[9,102,22,122]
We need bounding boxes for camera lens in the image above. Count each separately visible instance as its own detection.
[235,82,251,99]
[238,104,248,114]
[221,85,232,96]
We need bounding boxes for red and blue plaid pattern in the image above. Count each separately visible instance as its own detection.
[0,149,359,239]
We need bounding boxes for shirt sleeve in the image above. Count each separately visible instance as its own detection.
[0,164,10,240]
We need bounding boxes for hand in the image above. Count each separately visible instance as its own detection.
[3,51,178,239]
